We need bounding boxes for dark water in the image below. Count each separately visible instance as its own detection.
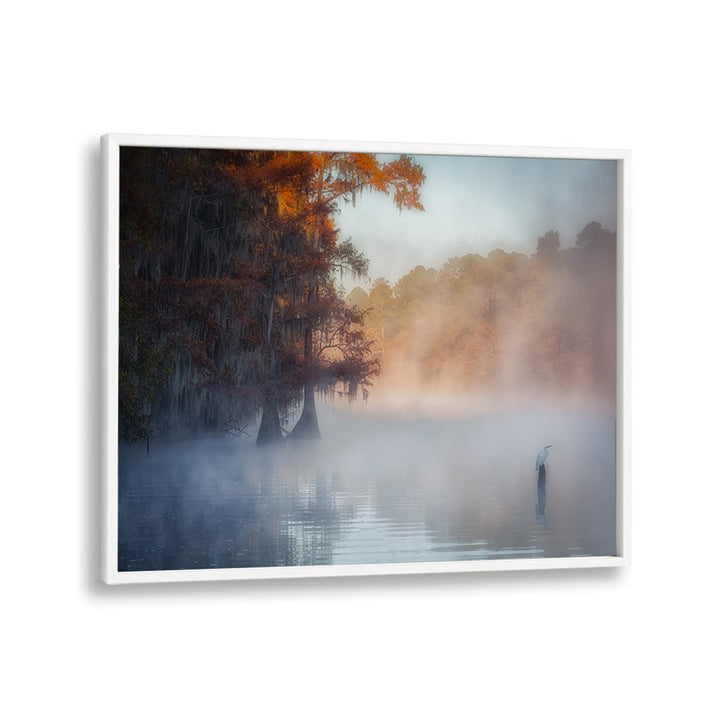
[118,407,616,571]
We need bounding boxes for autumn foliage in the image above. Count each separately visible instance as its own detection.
[119,146,614,446]
[347,225,617,409]
[118,147,425,444]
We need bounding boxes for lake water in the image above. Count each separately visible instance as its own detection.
[118,406,616,572]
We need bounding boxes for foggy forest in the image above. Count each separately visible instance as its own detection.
[119,147,616,447]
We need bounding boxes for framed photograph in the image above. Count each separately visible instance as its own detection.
[101,134,629,584]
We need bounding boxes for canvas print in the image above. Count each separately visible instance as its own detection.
[109,139,622,578]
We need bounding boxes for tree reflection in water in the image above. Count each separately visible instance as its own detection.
[118,410,616,572]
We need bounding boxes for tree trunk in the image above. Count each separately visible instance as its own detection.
[289,326,322,440]
[290,381,322,440]
[257,397,284,444]
[256,267,284,445]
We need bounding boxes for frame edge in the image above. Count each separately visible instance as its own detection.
[100,135,631,583]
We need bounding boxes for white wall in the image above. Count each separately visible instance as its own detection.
[3,2,718,718]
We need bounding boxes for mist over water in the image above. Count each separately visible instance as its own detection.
[116,148,618,573]
[118,403,615,571]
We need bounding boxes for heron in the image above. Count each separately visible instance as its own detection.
[536,444,553,470]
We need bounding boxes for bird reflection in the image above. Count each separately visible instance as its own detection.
[536,465,548,527]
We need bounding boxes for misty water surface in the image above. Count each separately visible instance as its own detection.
[118,406,616,571]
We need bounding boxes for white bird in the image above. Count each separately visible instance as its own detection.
[536,444,553,470]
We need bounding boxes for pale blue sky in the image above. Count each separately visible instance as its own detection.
[336,153,617,285]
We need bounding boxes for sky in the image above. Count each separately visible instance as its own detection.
[335,153,618,286]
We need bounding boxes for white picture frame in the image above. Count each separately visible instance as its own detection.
[102,134,630,584]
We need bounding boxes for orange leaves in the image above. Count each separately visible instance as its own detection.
[308,151,425,214]
[385,154,426,211]
[346,152,382,176]
[221,150,425,251]
[276,185,302,219]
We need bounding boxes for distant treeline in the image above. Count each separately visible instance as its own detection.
[347,224,617,405]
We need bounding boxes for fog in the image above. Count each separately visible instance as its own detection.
[349,242,617,419]
[119,225,618,573]
[116,148,618,573]
[119,403,615,571]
